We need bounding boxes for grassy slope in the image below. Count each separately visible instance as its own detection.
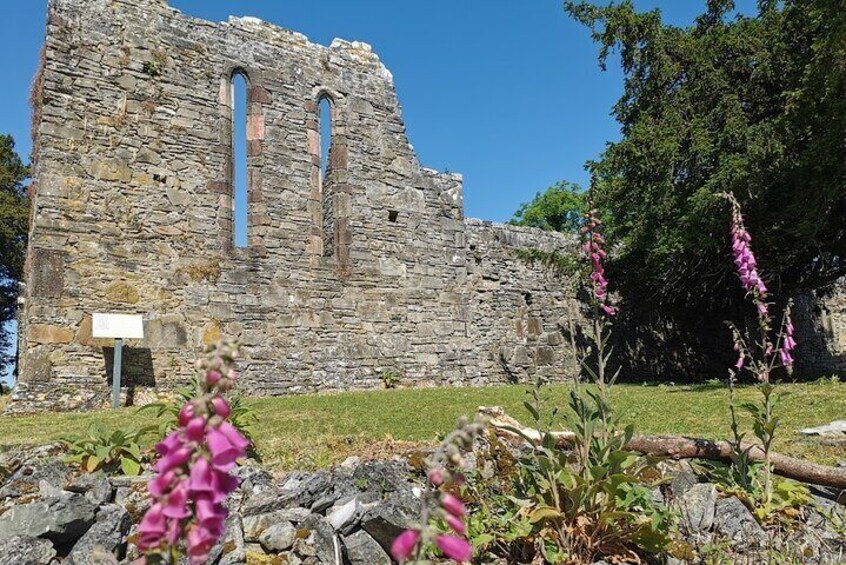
[0,382,843,472]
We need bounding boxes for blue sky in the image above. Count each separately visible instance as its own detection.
[0,0,756,379]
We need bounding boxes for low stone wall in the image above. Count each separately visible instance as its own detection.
[794,278,846,377]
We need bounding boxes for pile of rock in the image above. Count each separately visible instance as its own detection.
[212,458,422,565]
[664,462,846,564]
[0,445,131,565]
[0,443,843,564]
[0,445,421,565]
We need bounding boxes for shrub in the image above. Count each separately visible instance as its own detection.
[62,423,153,476]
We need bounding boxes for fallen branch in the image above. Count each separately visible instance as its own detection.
[478,406,846,489]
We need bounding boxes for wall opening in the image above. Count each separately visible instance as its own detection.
[232,72,249,248]
[319,96,335,257]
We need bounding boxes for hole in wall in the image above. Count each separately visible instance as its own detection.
[388,210,398,223]
[319,95,335,257]
[319,97,332,180]
[522,291,533,306]
[232,72,249,248]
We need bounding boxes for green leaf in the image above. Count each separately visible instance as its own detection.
[120,457,142,477]
[85,456,101,472]
[126,443,143,460]
[523,400,540,423]
[471,533,495,548]
[528,506,561,523]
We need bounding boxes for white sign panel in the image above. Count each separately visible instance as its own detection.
[92,313,145,339]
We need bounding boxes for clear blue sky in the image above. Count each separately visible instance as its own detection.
[0,0,756,380]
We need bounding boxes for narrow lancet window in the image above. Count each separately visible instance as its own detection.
[319,96,335,256]
[232,72,249,248]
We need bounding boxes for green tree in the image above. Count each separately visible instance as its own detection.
[0,135,30,370]
[565,0,846,309]
[510,180,586,233]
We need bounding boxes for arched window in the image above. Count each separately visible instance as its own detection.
[232,72,249,248]
[318,95,334,257]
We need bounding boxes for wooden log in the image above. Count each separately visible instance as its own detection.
[477,406,846,489]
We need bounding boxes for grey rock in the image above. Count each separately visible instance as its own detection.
[0,535,57,565]
[243,542,265,556]
[0,492,96,544]
[360,488,421,554]
[668,468,699,499]
[243,508,311,541]
[299,515,339,564]
[209,516,245,565]
[677,483,717,533]
[326,497,360,533]
[235,465,274,496]
[343,530,391,565]
[258,521,296,552]
[276,553,303,565]
[0,459,71,500]
[67,472,113,507]
[122,524,141,562]
[243,471,331,516]
[713,497,767,547]
[66,504,131,565]
[799,420,846,436]
[340,457,360,470]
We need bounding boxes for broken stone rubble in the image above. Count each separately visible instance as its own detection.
[0,444,843,564]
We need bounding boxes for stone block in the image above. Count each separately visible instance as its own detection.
[30,248,65,299]
[105,282,139,304]
[202,321,221,346]
[247,113,265,141]
[536,346,555,365]
[89,160,132,182]
[22,349,53,383]
[29,324,74,345]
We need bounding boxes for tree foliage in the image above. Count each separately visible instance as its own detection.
[565,0,846,309]
[510,180,586,233]
[0,135,29,369]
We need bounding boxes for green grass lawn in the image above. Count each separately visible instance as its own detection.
[0,381,843,473]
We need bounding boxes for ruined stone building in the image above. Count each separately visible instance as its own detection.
[13,0,581,412]
[13,0,844,412]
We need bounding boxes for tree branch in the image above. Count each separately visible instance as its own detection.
[478,406,846,489]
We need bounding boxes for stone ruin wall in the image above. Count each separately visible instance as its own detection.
[794,278,846,377]
[13,0,844,412]
[11,0,581,412]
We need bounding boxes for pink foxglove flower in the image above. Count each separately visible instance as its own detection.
[445,514,467,535]
[581,209,617,316]
[137,341,247,564]
[391,529,421,562]
[779,307,796,368]
[724,193,797,382]
[392,417,485,563]
[436,535,473,562]
[440,493,466,518]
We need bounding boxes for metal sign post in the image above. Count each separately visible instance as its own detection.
[112,338,123,409]
[92,313,144,410]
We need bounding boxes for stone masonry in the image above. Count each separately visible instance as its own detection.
[14,0,844,412]
[12,0,582,412]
